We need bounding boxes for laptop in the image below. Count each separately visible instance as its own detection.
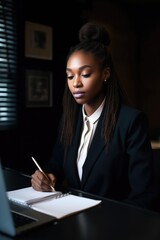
[0,161,56,237]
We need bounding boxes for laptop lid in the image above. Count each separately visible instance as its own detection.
[0,161,55,237]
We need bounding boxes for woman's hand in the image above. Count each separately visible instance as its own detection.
[31,170,56,192]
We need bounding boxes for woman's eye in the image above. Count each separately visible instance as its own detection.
[67,75,74,80]
[82,73,91,78]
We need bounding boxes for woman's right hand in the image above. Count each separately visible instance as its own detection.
[31,170,56,192]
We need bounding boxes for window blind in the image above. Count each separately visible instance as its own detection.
[0,0,17,129]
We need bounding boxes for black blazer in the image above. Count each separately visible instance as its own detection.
[46,104,155,208]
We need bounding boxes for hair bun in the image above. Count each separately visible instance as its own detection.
[79,22,110,47]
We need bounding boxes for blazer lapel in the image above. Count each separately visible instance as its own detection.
[65,108,107,189]
[65,111,83,188]
[81,112,106,188]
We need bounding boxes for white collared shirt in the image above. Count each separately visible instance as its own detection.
[77,99,105,180]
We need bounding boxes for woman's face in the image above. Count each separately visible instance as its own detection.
[66,51,110,113]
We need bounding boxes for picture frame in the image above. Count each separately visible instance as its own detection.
[25,21,52,60]
[26,70,52,107]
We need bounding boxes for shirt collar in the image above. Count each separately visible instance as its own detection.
[82,98,105,124]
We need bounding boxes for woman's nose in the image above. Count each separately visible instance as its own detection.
[73,76,82,88]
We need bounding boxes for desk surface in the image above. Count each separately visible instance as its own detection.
[1,168,160,240]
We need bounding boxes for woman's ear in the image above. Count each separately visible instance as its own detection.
[104,67,110,82]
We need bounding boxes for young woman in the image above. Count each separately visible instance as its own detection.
[31,22,155,209]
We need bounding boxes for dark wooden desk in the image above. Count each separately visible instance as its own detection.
[1,168,160,240]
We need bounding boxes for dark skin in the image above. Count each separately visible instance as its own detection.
[67,51,110,116]
[31,50,110,191]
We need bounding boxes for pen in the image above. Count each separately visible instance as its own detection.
[31,156,55,192]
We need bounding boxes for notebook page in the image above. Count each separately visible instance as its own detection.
[31,194,102,219]
[7,187,61,205]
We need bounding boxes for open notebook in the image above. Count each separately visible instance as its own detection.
[0,161,54,237]
[7,186,102,219]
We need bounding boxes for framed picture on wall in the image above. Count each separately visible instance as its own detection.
[25,21,52,60]
[26,70,52,107]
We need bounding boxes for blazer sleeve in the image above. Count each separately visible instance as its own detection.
[123,110,156,208]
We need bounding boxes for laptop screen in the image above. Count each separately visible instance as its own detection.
[0,161,16,236]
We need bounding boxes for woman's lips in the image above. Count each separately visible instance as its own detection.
[73,92,85,99]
